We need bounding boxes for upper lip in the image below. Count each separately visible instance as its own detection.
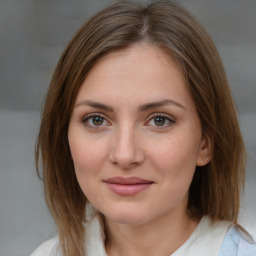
[104,176,153,185]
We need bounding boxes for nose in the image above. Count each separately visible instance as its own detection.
[109,125,145,169]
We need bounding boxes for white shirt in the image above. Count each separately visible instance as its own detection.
[31,216,233,256]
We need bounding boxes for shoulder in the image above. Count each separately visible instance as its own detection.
[219,225,256,256]
[30,237,59,256]
[29,216,107,256]
[85,215,108,256]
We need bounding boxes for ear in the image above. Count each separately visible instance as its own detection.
[196,134,212,166]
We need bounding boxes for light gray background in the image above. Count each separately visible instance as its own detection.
[0,1,255,256]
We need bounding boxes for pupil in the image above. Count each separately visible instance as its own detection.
[93,116,103,126]
[154,117,165,126]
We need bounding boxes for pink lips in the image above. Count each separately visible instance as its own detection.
[104,176,153,196]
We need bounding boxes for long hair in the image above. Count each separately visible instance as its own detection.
[36,1,246,255]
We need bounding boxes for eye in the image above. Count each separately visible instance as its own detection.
[146,114,175,128]
[82,114,110,128]
[153,116,167,126]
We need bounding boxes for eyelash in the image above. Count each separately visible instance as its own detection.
[82,113,110,129]
[81,112,175,129]
[146,113,175,129]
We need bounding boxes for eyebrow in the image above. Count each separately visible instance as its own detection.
[75,99,186,112]
[75,100,114,112]
[138,99,186,111]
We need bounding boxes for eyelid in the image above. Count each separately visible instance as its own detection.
[145,112,176,128]
[82,112,106,121]
[147,112,175,122]
[80,112,175,129]
[82,112,111,128]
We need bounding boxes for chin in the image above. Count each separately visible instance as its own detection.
[103,208,149,226]
[108,216,147,226]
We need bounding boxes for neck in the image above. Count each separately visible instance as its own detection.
[104,210,199,256]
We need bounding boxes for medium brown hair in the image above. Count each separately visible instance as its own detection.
[36,1,246,255]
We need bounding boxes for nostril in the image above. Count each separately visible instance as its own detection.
[108,131,145,168]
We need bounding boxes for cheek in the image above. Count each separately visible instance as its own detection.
[69,137,108,204]
[149,137,197,168]
[146,134,199,188]
[149,138,197,205]
[68,132,109,184]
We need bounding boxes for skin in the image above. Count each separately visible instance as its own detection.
[68,44,210,256]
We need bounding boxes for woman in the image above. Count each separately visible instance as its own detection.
[32,1,255,256]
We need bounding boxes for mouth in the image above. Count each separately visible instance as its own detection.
[103,176,154,196]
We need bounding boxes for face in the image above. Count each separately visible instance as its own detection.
[68,44,210,226]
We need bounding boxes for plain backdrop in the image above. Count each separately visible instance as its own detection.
[0,1,255,256]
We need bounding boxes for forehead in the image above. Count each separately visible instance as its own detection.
[75,44,192,109]
[91,44,183,80]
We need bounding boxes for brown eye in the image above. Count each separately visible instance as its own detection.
[82,114,109,128]
[92,116,104,126]
[154,116,166,126]
[146,113,175,129]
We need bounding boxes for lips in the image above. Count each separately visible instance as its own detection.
[103,176,154,196]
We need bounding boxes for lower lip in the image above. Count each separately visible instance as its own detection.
[105,183,153,196]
